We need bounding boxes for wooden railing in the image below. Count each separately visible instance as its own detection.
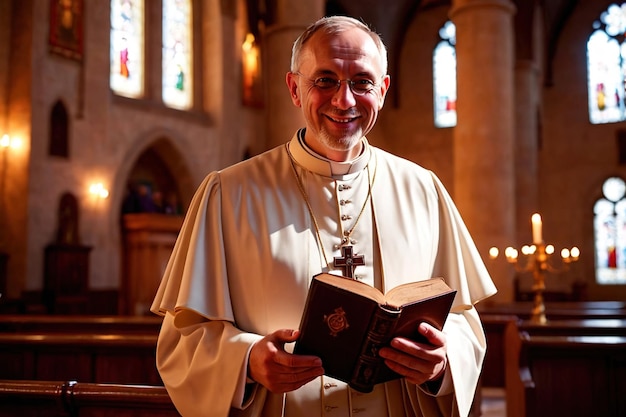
[0,314,163,333]
[0,332,162,385]
[0,379,180,417]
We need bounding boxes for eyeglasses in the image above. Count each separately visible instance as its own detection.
[293,72,380,96]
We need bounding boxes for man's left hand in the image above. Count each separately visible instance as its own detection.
[378,322,447,386]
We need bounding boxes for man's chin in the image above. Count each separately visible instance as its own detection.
[320,129,363,150]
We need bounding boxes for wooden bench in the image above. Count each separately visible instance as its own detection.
[479,300,626,320]
[479,301,626,390]
[480,314,519,388]
[0,333,162,385]
[0,314,163,334]
[504,323,626,417]
[0,379,180,417]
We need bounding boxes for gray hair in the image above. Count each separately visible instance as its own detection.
[290,16,388,75]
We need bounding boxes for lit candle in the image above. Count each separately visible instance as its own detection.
[531,213,543,244]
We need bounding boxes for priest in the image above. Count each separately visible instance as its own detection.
[151,15,497,417]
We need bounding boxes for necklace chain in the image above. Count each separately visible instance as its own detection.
[335,165,374,249]
[288,150,376,271]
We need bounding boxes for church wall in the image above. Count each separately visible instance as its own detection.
[27,2,86,294]
[0,1,10,123]
[1,0,33,299]
[541,0,626,300]
[372,5,455,191]
[6,0,259,298]
[5,0,626,305]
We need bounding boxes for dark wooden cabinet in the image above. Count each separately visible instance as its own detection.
[44,244,91,314]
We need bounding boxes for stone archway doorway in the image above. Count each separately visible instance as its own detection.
[119,138,192,315]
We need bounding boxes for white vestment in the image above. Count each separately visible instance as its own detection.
[151,131,497,417]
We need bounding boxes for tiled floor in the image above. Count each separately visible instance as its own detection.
[480,387,506,417]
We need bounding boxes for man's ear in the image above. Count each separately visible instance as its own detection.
[378,75,391,110]
[286,72,301,107]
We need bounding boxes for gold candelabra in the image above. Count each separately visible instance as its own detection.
[490,213,580,324]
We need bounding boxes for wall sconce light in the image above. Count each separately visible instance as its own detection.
[89,182,109,199]
[241,33,262,106]
[1,134,22,150]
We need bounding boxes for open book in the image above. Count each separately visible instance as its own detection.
[294,273,456,393]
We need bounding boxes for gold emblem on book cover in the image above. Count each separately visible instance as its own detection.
[324,307,349,336]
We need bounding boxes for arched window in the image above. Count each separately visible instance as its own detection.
[162,0,193,110]
[587,3,626,124]
[110,0,145,98]
[594,176,626,284]
[433,20,456,128]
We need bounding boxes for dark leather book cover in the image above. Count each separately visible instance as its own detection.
[294,273,456,393]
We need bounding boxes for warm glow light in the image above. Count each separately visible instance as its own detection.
[561,248,570,259]
[521,245,533,255]
[531,213,543,244]
[489,247,499,259]
[504,246,518,262]
[11,137,22,149]
[241,32,260,105]
[89,183,109,199]
[571,247,580,259]
[242,33,255,53]
[1,134,22,149]
[546,244,555,255]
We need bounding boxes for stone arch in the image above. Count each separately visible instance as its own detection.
[111,131,196,315]
[105,130,197,314]
[120,138,192,216]
[111,129,199,229]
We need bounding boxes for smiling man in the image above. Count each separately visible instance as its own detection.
[286,22,390,162]
[152,15,496,417]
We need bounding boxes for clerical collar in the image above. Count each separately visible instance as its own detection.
[287,128,371,178]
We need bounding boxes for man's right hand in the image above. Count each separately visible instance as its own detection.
[248,329,324,393]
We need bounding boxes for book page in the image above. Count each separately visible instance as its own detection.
[315,274,453,309]
[315,273,385,304]
[385,277,452,308]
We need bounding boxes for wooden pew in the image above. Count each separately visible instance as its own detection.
[0,333,162,385]
[479,300,626,320]
[480,314,519,388]
[504,323,626,417]
[0,314,163,334]
[519,318,626,336]
[479,301,626,390]
[0,379,180,417]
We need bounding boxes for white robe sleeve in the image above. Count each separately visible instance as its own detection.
[150,174,266,416]
[155,311,266,417]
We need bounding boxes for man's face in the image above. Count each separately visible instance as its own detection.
[286,28,390,161]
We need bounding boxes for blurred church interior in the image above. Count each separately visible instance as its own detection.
[1,1,625,416]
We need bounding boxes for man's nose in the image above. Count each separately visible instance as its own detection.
[331,81,357,109]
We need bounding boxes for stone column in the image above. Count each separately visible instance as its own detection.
[514,59,540,243]
[263,1,324,150]
[450,0,516,302]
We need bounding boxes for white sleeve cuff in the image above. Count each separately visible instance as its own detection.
[231,338,263,409]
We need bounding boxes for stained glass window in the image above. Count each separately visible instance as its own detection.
[162,0,193,110]
[594,177,626,284]
[433,21,457,128]
[587,3,626,124]
[110,0,144,98]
